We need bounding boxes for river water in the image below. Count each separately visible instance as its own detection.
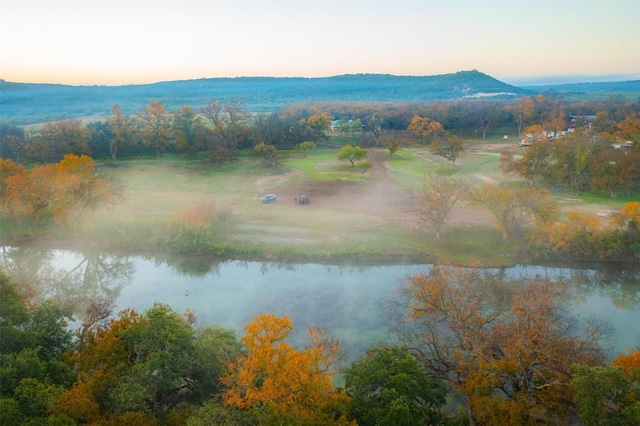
[1,247,638,364]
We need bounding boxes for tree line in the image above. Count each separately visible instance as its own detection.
[1,267,639,426]
[1,95,639,165]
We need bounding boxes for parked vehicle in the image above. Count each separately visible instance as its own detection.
[260,194,277,203]
[296,195,310,205]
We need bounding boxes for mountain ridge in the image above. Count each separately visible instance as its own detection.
[1,70,638,125]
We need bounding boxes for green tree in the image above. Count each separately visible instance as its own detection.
[296,140,317,157]
[344,346,447,426]
[55,303,240,424]
[337,145,367,167]
[119,303,196,411]
[572,350,640,426]
[554,134,597,194]
[254,142,277,167]
[358,160,372,177]
[0,271,74,425]
[0,270,30,354]
[86,120,113,160]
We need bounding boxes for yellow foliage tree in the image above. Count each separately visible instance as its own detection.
[222,314,354,425]
[611,201,640,231]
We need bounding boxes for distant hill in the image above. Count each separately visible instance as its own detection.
[524,80,640,100]
[0,70,526,124]
[2,70,638,125]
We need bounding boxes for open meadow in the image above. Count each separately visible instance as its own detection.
[86,137,629,266]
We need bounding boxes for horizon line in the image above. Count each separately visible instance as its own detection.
[1,70,639,88]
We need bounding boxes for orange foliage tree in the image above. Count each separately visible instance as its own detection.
[53,309,140,424]
[299,111,334,141]
[0,154,115,226]
[0,158,26,199]
[391,264,607,425]
[618,114,640,144]
[407,115,445,143]
[222,314,355,425]
[611,201,640,232]
[528,202,640,261]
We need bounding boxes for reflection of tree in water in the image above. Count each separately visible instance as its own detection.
[0,246,135,324]
[147,252,222,277]
[567,267,640,310]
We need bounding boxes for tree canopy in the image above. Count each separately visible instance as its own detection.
[390,264,608,425]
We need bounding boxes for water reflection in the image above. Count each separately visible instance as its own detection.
[0,246,135,325]
[1,248,638,361]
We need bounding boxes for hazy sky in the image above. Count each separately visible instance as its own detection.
[1,0,639,86]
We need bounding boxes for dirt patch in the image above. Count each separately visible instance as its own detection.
[474,174,499,185]
[254,149,494,229]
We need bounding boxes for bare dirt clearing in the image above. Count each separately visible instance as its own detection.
[232,149,495,247]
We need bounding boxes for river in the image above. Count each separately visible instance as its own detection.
[1,247,638,364]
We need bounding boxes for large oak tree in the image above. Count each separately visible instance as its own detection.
[390,264,608,425]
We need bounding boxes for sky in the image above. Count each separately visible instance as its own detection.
[1,0,639,86]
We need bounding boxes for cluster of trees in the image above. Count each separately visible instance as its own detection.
[501,130,640,197]
[389,263,640,425]
[415,165,559,242]
[2,95,638,166]
[407,115,467,165]
[285,96,639,139]
[2,266,638,425]
[414,168,640,261]
[528,201,640,261]
[0,100,331,166]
